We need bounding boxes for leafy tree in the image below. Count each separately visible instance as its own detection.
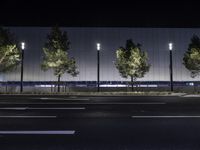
[0,27,21,73]
[183,35,200,78]
[115,39,150,91]
[41,26,79,92]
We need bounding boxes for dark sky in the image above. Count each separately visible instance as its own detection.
[1,0,200,27]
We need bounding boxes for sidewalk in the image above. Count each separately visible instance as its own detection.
[182,94,200,97]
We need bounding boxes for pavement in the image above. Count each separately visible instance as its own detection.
[182,94,200,97]
[0,95,200,149]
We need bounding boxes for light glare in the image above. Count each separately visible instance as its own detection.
[169,43,173,50]
[97,43,100,51]
[21,42,25,50]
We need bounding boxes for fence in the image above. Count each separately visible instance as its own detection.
[0,81,198,93]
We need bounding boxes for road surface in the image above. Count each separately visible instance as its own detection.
[0,95,200,149]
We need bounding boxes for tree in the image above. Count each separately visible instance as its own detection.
[41,26,79,92]
[115,39,150,91]
[183,35,200,78]
[0,27,21,73]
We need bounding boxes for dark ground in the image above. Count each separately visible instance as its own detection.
[0,95,200,149]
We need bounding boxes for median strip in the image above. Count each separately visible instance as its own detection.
[0,130,75,135]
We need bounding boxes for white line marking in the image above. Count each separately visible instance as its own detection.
[29,107,85,110]
[0,130,75,135]
[33,97,90,101]
[132,116,200,118]
[0,107,85,110]
[182,95,200,97]
[0,102,166,105]
[0,116,57,118]
[0,108,27,110]
[99,103,166,105]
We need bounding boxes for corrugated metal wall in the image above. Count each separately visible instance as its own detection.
[1,27,200,82]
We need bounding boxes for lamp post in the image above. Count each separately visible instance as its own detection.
[97,43,100,92]
[169,42,173,92]
[20,42,25,93]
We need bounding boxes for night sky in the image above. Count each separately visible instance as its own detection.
[1,0,200,27]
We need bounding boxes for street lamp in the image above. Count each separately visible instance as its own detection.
[169,42,173,92]
[97,43,100,92]
[20,42,25,93]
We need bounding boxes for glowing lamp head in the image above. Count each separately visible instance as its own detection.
[97,43,100,51]
[169,43,173,51]
[21,42,25,50]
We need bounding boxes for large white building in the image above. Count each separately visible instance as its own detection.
[1,27,200,83]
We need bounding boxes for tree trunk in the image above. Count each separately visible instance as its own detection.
[131,76,133,92]
[126,81,128,92]
[64,83,66,93]
[57,75,61,93]
[194,82,197,93]
[6,81,7,93]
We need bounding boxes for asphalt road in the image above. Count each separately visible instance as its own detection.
[0,95,200,149]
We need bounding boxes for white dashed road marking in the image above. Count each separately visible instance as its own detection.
[0,130,75,135]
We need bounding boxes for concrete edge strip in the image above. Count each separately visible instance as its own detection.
[0,94,184,97]
[181,95,200,97]
[0,130,75,135]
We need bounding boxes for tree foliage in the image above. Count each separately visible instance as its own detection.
[115,39,150,80]
[183,35,200,78]
[41,26,79,78]
[0,27,20,72]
